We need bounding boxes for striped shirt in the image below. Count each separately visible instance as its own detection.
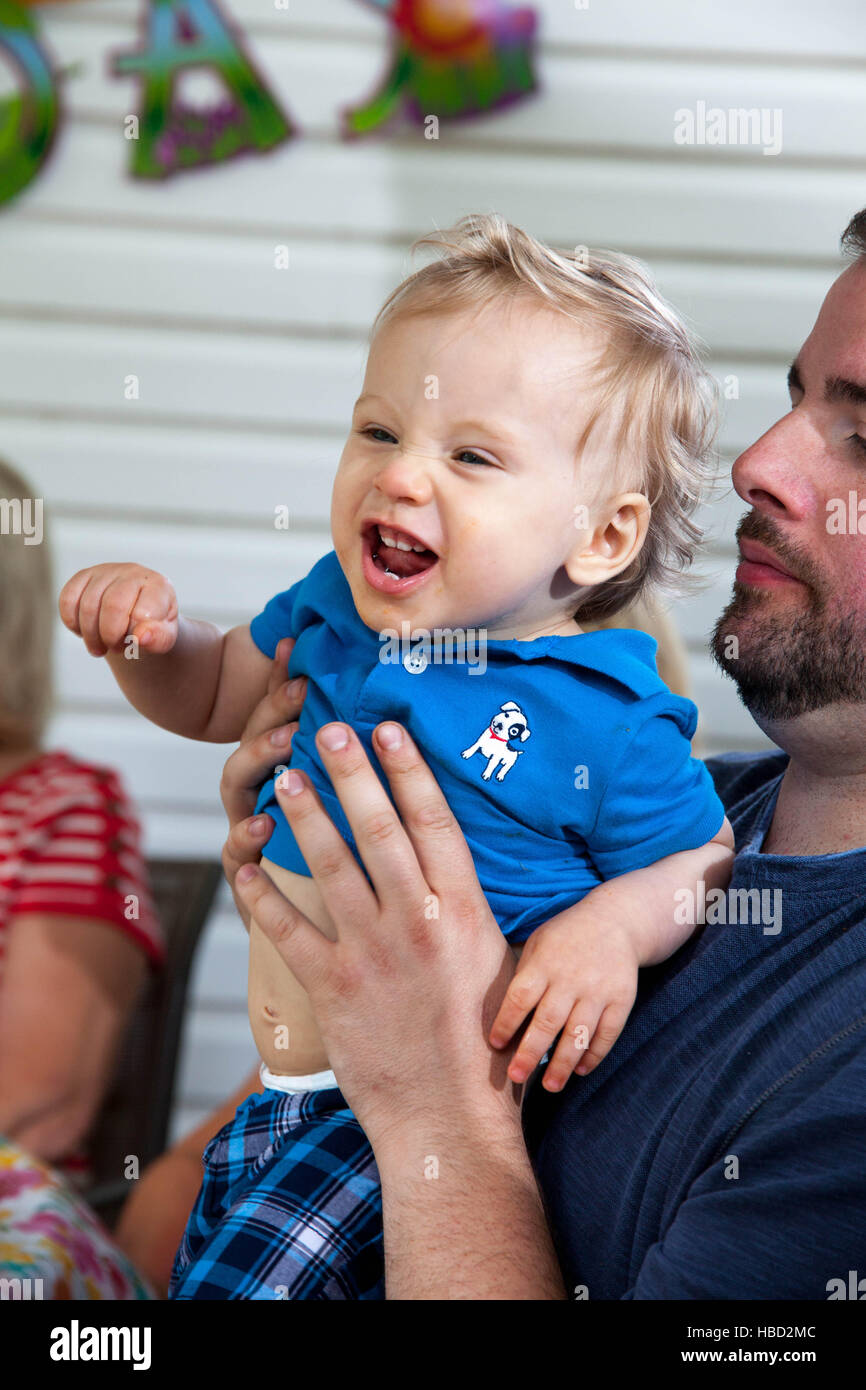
[0,749,163,969]
[0,749,165,1185]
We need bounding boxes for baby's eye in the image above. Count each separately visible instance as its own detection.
[360,427,397,443]
[455,449,493,467]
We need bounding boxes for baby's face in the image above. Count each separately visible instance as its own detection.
[330,294,619,640]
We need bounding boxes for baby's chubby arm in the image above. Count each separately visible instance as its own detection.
[490,817,735,1092]
[59,562,273,742]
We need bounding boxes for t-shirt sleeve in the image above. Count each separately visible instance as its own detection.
[249,578,305,659]
[587,695,726,877]
[14,766,165,968]
[624,1045,866,1299]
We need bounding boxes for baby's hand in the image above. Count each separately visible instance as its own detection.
[59,563,179,657]
[489,911,640,1091]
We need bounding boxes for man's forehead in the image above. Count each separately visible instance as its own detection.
[798,261,866,382]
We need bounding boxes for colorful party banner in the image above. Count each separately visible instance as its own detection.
[111,0,294,179]
[0,0,59,206]
[343,0,538,136]
[0,0,540,207]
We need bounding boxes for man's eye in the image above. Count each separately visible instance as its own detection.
[360,427,396,443]
[849,433,866,457]
[455,450,492,466]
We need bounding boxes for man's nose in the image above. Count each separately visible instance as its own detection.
[731,410,817,521]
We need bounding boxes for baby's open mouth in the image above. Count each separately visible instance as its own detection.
[364,522,439,581]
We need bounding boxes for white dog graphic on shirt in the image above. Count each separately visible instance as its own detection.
[461,701,531,782]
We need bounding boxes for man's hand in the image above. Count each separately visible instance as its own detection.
[221,711,566,1298]
[489,908,640,1091]
[230,719,520,1153]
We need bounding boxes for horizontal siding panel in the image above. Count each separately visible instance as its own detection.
[135,807,229,858]
[1,417,337,524]
[189,915,250,1008]
[0,320,792,456]
[14,124,858,262]
[0,220,837,359]
[36,19,866,161]
[54,0,866,61]
[173,1012,258,1109]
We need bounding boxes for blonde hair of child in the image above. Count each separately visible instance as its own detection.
[0,458,54,749]
[371,213,719,622]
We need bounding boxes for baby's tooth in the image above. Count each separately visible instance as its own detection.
[378,526,428,553]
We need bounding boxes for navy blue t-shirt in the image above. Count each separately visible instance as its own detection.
[523,749,866,1299]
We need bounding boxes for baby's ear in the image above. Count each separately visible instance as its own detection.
[565,493,651,587]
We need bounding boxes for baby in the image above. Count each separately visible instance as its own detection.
[60,214,733,1299]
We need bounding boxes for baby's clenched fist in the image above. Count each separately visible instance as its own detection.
[59,563,179,657]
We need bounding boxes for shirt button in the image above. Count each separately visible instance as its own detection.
[403,648,428,674]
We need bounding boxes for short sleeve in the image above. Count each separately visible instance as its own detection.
[13,765,165,968]
[588,697,726,877]
[249,579,305,660]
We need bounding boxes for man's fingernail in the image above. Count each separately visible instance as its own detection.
[249,817,265,835]
[276,770,304,796]
[377,722,403,749]
[237,864,257,883]
[319,724,348,751]
[270,726,292,747]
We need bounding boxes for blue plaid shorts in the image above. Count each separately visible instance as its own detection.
[168,1085,384,1300]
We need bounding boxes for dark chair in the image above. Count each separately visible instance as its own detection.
[84,858,223,1229]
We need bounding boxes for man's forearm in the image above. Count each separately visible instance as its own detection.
[105,614,225,740]
[376,1107,566,1300]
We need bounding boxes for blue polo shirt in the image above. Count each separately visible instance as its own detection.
[250,550,725,944]
[523,749,866,1299]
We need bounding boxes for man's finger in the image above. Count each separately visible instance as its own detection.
[309,724,428,907]
[240,678,305,744]
[222,812,274,885]
[233,862,329,993]
[369,722,481,897]
[271,767,378,932]
[219,724,297,825]
[266,637,294,697]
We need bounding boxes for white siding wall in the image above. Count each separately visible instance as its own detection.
[1,0,862,1140]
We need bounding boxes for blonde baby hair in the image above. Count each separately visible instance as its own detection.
[371,213,719,622]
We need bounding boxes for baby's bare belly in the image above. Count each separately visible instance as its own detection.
[248,858,337,1075]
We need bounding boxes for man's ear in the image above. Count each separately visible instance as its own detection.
[565,494,651,587]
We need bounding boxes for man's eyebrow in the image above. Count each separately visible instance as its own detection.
[825,375,866,407]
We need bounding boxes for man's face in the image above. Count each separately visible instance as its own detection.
[712,260,866,726]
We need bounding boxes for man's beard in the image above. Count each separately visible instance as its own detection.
[710,512,866,722]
